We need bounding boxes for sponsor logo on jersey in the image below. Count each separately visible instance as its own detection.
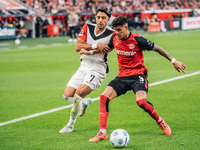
[115,49,136,56]
[129,44,135,49]
[79,29,84,36]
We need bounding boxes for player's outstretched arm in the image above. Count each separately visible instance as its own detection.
[152,44,186,73]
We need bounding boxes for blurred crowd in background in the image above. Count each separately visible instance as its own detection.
[0,0,200,40]
[18,0,200,14]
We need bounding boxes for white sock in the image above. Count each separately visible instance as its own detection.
[157,117,162,123]
[67,118,75,127]
[63,95,74,103]
[82,98,92,105]
[100,129,107,135]
[68,94,82,127]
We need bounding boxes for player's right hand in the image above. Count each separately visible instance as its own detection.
[173,61,186,73]
[102,46,112,54]
[97,43,110,54]
[98,43,112,54]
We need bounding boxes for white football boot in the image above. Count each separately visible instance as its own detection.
[59,124,74,133]
[79,98,92,117]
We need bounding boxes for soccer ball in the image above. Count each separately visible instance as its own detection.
[110,129,130,148]
[15,39,20,45]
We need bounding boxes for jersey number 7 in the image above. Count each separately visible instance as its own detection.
[90,75,95,82]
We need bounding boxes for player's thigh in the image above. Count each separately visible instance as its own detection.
[101,86,117,100]
[135,90,147,101]
[107,77,129,97]
[131,75,148,93]
[83,69,106,91]
[67,66,85,89]
[131,74,148,101]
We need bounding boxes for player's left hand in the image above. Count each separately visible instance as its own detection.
[173,61,186,73]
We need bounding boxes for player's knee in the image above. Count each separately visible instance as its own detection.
[75,86,91,98]
[137,99,148,111]
[75,91,84,98]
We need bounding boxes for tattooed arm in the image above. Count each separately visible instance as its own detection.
[152,44,186,73]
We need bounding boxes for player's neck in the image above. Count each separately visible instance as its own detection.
[121,31,131,40]
[96,27,106,35]
[125,31,131,39]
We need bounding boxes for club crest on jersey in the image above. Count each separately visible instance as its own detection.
[129,44,135,49]
[115,42,119,46]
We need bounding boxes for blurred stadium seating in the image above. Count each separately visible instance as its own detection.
[0,0,199,40]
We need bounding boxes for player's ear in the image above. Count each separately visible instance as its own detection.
[125,24,128,30]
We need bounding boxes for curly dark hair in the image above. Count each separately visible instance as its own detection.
[96,7,111,18]
[112,15,128,27]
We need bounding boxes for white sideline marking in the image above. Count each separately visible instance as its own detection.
[149,71,200,87]
[0,43,10,46]
[0,71,199,127]
[0,43,75,53]
[0,97,100,127]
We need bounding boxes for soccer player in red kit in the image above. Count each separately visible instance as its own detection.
[89,15,186,142]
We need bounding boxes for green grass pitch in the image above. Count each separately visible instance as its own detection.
[0,29,200,150]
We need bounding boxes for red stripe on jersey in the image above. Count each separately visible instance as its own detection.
[78,23,87,42]
[112,31,116,36]
[145,78,148,89]
[112,32,148,77]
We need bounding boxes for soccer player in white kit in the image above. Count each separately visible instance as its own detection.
[59,7,115,133]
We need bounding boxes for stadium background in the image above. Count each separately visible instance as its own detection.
[0,0,200,150]
[0,0,200,39]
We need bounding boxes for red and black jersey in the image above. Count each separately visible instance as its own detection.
[108,32,154,77]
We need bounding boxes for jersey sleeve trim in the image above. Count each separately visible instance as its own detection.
[108,34,116,49]
[135,36,154,50]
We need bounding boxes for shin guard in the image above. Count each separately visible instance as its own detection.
[99,95,110,129]
[137,98,159,121]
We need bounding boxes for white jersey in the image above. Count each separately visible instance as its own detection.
[67,24,114,90]
[78,23,114,63]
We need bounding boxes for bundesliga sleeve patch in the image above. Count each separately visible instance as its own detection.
[135,37,154,50]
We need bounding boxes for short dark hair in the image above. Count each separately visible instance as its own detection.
[112,15,128,27]
[96,7,111,18]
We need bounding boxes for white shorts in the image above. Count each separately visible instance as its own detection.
[67,58,107,91]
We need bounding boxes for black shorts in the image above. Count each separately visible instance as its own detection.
[108,74,148,97]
